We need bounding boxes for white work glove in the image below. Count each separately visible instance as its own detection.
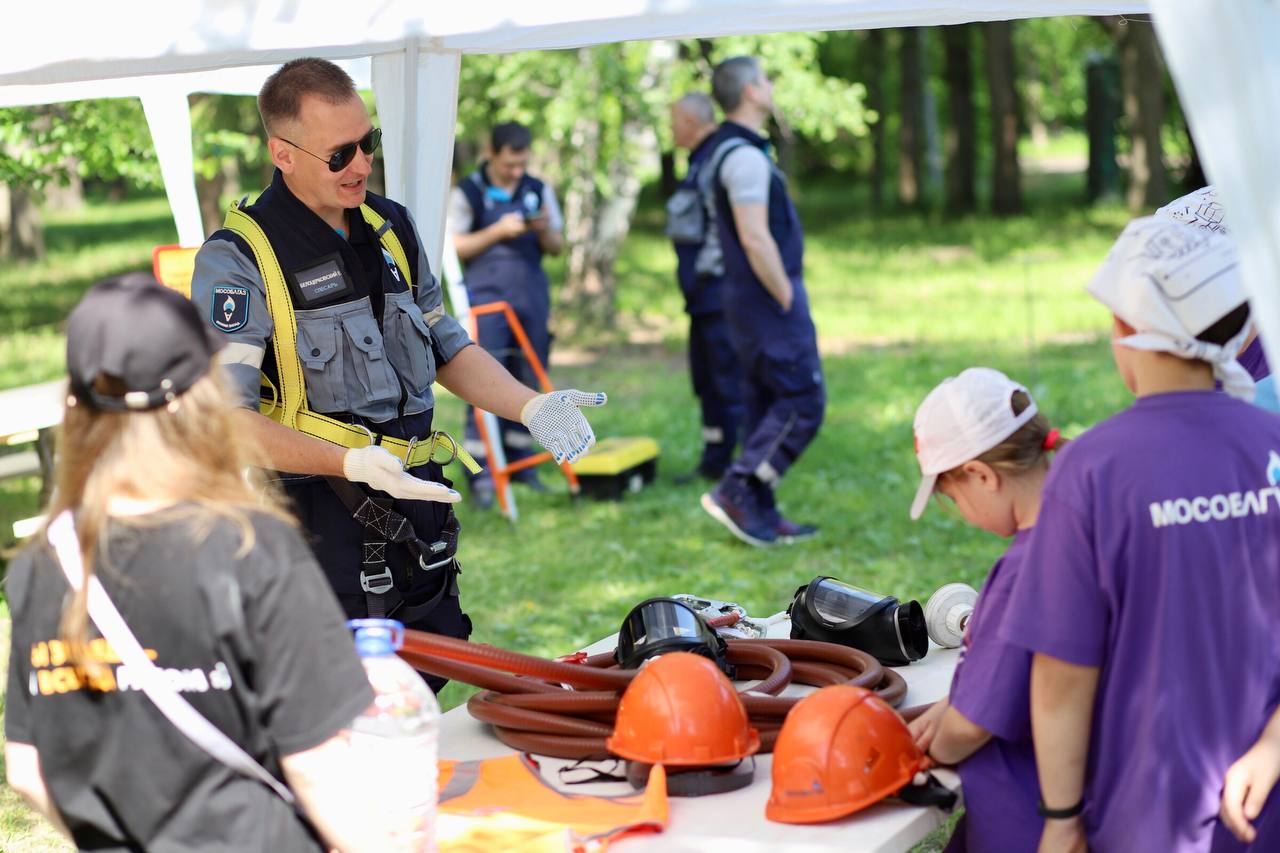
[520,389,607,464]
[342,445,461,503]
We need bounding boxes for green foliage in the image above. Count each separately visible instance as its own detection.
[189,94,268,183]
[1016,17,1113,131]
[0,99,160,192]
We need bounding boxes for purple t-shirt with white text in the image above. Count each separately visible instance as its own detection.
[949,528,1041,853]
[999,391,1280,853]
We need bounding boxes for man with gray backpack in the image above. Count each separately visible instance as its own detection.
[697,56,825,548]
[666,92,745,482]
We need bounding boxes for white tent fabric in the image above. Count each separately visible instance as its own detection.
[0,60,371,246]
[1150,0,1280,395]
[0,1,1148,262]
[2,2,1148,85]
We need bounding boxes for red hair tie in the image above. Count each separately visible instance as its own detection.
[1043,429,1061,451]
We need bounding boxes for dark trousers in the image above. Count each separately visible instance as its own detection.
[727,335,826,490]
[688,312,745,474]
[463,299,552,478]
[282,411,472,693]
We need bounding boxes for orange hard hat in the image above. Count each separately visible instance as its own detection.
[767,685,925,823]
[606,652,761,766]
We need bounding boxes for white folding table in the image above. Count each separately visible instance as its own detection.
[437,617,961,852]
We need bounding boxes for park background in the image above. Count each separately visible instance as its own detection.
[0,16,1185,850]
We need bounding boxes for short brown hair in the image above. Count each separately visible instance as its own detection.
[258,58,357,135]
[940,390,1066,484]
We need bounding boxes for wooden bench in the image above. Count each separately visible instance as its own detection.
[0,379,66,539]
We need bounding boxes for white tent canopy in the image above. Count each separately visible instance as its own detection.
[3,0,1278,382]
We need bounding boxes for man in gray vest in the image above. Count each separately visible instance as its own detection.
[190,58,604,690]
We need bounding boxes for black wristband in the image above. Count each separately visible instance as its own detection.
[1038,798,1084,819]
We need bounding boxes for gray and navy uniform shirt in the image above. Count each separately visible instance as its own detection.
[191,169,472,424]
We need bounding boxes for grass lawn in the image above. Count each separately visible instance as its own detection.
[0,170,1134,850]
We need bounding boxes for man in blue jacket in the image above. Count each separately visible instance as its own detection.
[448,123,565,508]
[699,56,825,548]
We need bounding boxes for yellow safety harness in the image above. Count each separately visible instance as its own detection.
[224,201,479,473]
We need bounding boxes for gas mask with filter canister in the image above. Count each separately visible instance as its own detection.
[788,576,928,666]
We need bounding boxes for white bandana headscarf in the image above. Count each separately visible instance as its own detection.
[1087,215,1254,401]
[1154,185,1228,235]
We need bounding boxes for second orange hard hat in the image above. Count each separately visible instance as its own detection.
[767,684,926,823]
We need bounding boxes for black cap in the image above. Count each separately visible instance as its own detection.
[66,273,225,412]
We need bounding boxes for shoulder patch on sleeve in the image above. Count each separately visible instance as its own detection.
[212,284,251,333]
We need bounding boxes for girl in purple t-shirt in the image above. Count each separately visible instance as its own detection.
[905,367,1066,853]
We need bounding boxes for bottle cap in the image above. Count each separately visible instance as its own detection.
[348,618,405,657]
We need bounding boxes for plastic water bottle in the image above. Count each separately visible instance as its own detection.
[349,619,439,852]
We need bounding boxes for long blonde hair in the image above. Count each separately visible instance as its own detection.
[41,370,294,681]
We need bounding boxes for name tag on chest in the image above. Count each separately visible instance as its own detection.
[288,253,356,308]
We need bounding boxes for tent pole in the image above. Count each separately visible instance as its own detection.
[140,88,204,247]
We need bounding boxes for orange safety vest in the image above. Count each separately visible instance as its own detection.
[437,753,668,853]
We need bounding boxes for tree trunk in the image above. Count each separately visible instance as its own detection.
[1106,17,1168,210]
[1085,53,1122,203]
[8,186,45,260]
[1182,123,1207,192]
[197,161,232,238]
[865,29,887,209]
[898,28,926,208]
[984,21,1022,215]
[560,44,661,328]
[660,150,678,199]
[942,25,977,214]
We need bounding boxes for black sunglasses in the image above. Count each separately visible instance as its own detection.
[280,127,381,173]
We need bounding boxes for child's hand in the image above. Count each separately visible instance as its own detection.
[1038,817,1087,852]
[1220,736,1280,843]
[908,699,949,756]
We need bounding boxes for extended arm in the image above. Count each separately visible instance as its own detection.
[729,202,793,311]
[281,731,408,852]
[435,343,537,421]
[1031,653,1098,852]
[929,706,994,766]
[452,213,528,261]
[531,183,565,256]
[5,742,71,840]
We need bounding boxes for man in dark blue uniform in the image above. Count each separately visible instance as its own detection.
[448,123,565,508]
[699,56,825,548]
[190,60,604,691]
[668,92,745,482]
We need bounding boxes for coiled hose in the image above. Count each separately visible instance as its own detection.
[400,631,909,760]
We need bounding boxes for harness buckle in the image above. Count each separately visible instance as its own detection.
[402,435,419,471]
[360,567,395,595]
[352,423,378,448]
[418,539,453,572]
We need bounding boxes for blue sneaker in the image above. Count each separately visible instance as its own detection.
[775,518,819,543]
[701,479,778,548]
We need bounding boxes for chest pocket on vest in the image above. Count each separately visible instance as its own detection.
[665,187,705,244]
[383,290,437,392]
[295,299,398,412]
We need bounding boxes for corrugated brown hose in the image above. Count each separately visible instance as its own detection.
[400,631,909,759]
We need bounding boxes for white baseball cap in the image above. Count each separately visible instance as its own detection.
[909,367,1038,520]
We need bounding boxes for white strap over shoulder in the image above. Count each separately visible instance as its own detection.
[46,511,296,804]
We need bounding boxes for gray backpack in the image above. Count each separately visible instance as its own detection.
[664,137,748,279]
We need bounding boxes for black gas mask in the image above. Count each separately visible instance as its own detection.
[788,577,928,666]
[615,597,734,677]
